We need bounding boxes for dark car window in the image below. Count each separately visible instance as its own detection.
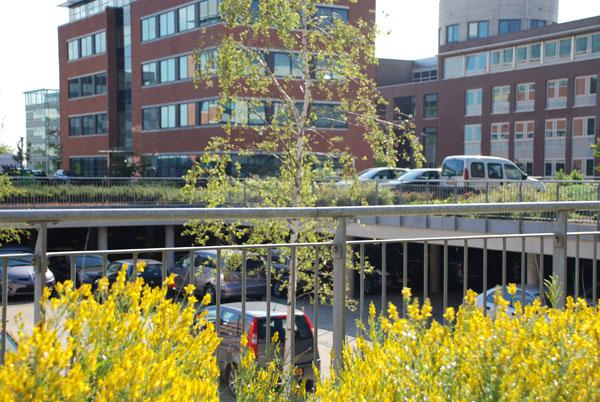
[256,316,312,342]
[442,160,464,177]
[488,163,503,179]
[144,263,162,275]
[471,162,485,178]
[428,171,440,179]
[505,164,523,180]
[107,262,123,275]
[196,252,216,268]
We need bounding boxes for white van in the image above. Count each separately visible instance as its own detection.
[440,155,544,191]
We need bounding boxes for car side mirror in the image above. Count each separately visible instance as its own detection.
[522,173,528,180]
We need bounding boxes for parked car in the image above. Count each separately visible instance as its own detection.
[440,156,544,191]
[105,259,164,287]
[202,302,319,395]
[388,168,441,190]
[476,286,541,317]
[335,167,408,188]
[169,250,267,301]
[0,246,55,297]
[49,254,108,286]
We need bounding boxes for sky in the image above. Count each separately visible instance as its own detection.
[0,1,599,150]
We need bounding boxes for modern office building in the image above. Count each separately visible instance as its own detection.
[58,0,374,177]
[24,89,61,174]
[378,0,600,177]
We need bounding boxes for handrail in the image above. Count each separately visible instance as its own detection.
[0,201,598,224]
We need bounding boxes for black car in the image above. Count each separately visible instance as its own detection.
[49,254,108,286]
[106,259,164,287]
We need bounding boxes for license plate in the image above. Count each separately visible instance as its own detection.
[447,180,456,185]
[294,367,303,376]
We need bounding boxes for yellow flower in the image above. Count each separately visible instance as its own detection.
[507,283,517,297]
[201,292,212,306]
[136,260,147,273]
[443,307,455,322]
[240,333,248,348]
[96,277,109,293]
[184,283,196,296]
[402,287,412,300]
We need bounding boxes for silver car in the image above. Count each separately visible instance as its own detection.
[169,250,267,301]
[203,302,319,395]
[0,248,55,297]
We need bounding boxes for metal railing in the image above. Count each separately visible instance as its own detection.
[3,177,600,210]
[1,201,600,370]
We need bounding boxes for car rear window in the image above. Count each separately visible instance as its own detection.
[257,316,312,342]
[442,160,464,177]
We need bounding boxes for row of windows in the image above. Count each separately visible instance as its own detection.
[445,32,600,79]
[142,100,346,131]
[141,2,348,42]
[446,18,545,44]
[464,76,597,116]
[68,73,107,99]
[68,0,132,23]
[142,54,197,86]
[141,48,339,87]
[68,113,108,136]
[69,157,107,177]
[67,32,106,61]
[464,117,597,176]
[412,69,438,83]
[392,94,438,119]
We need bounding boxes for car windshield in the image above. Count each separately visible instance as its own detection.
[256,316,312,342]
[1,333,17,352]
[442,160,464,177]
[358,169,378,180]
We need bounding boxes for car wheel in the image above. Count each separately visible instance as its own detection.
[204,284,216,304]
[226,363,238,397]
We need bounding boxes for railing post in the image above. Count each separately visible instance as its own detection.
[553,211,568,307]
[332,217,347,372]
[34,223,48,325]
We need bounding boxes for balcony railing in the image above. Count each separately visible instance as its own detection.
[2,202,600,367]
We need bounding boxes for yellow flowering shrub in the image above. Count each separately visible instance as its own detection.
[315,289,600,401]
[0,269,220,402]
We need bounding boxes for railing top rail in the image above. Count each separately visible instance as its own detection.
[0,253,34,259]
[0,201,598,225]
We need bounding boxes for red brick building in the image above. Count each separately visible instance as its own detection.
[378,2,600,177]
[58,0,375,177]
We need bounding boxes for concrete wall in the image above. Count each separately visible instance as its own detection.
[439,0,559,45]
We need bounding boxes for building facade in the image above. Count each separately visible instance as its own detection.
[24,89,61,174]
[379,0,600,177]
[58,0,374,177]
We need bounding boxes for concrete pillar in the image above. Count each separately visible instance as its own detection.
[429,244,442,294]
[165,225,175,267]
[527,254,540,286]
[97,227,108,250]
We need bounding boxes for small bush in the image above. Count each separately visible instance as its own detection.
[315,289,600,401]
[0,270,220,401]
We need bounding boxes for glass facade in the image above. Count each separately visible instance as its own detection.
[24,89,60,173]
[67,0,133,22]
[69,157,108,177]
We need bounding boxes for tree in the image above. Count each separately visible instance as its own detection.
[182,0,421,370]
[13,138,31,169]
[0,144,13,155]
